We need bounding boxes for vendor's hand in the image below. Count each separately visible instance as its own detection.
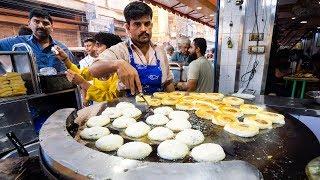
[116,60,142,95]
[66,69,86,85]
[176,82,183,90]
[176,82,187,91]
[53,45,69,62]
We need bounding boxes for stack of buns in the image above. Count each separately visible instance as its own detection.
[0,72,27,97]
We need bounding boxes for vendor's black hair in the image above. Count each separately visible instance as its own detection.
[124,1,153,23]
[193,38,207,56]
[29,8,53,24]
[18,25,33,36]
[84,38,96,44]
[94,32,122,48]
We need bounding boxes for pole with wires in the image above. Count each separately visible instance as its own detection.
[240,0,267,90]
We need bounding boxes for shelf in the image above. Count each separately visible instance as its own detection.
[0,88,78,104]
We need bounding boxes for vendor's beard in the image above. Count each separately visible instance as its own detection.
[189,53,198,62]
[35,29,50,40]
[137,32,151,43]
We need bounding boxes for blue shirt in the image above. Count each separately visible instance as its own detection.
[170,51,190,65]
[0,35,75,72]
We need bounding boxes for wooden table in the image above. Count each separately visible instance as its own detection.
[283,76,319,99]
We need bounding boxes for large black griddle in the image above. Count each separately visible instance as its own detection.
[74,97,320,179]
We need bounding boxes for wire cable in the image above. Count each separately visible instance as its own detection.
[240,0,262,89]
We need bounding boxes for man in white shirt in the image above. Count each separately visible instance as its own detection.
[79,38,97,68]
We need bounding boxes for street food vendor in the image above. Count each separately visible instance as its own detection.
[89,1,174,95]
[0,8,75,72]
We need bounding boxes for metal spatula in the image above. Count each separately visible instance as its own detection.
[138,93,154,113]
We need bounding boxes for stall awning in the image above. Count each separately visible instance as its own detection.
[142,0,217,28]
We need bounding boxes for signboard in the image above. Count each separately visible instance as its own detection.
[88,17,115,33]
[85,3,97,21]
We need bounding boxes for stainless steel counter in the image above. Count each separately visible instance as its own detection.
[253,95,320,117]
[254,95,320,141]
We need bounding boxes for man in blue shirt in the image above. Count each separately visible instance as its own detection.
[0,8,75,72]
[171,36,191,65]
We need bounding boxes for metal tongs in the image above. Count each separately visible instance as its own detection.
[138,93,154,113]
[6,131,29,157]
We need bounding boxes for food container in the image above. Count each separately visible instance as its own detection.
[39,73,76,93]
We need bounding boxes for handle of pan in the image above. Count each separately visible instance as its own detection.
[6,131,29,157]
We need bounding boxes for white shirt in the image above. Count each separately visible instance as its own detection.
[79,55,95,69]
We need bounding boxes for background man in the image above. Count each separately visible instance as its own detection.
[0,8,75,72]
[177,38,214,92]
[171,36,191,65]
[79,38,97,69]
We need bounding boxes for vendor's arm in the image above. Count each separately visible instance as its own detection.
[164,81,175,92]
[89,59,142,95]
[88,60,119,78]
[66,69,91,90]
[184,61,199,92]
[187,80,197,92]
[55,43,76,64]
[88,46,142,95]
[176,80,197,92]
[90,60,142,95]
[54,45,93,80]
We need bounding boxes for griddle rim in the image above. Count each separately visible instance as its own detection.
[39,108,263,179]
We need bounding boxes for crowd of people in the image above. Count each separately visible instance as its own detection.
[0,1,216,106]
[164,37,215,65]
